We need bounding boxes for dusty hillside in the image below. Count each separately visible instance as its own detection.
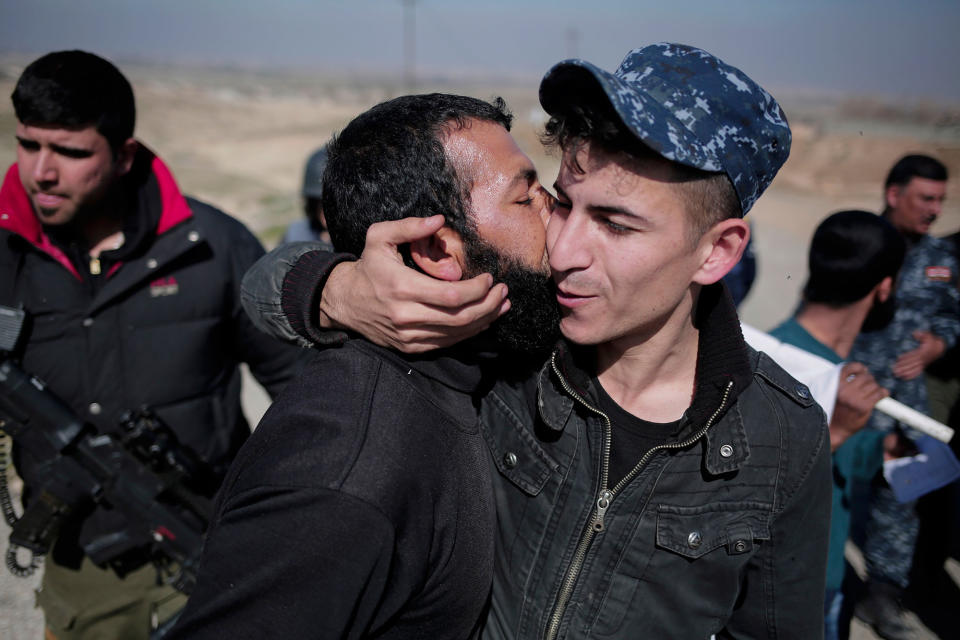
[0,58,958,326]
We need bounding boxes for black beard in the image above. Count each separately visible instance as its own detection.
[861,294,897,333]
[464,239,560,356]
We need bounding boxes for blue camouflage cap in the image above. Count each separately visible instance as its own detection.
[539,43,791,216]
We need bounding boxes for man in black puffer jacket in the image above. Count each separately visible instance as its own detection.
[0,50,300,639]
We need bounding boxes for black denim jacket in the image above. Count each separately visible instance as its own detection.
[480,288,831,640]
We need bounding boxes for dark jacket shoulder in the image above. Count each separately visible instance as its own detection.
[742,345,830,506]
[219,340,482,512]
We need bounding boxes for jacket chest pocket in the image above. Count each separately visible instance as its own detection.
[655,502,771,559]
[644,503,771,618]
[480,390,566,497]
[591,502,772,638]
[480,389,580,594]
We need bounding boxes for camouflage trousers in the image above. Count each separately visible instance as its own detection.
[863,483,919,588]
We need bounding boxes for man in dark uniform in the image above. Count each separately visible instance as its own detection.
[0,50,300,639]
[848,155,959,639]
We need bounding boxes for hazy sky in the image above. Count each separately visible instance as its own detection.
[2,0,959,101]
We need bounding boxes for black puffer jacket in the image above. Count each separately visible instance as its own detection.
[0,147,300,565]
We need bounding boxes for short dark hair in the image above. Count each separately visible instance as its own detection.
[803,210,906,306]
[11,50,136,152]
[541,79,739,243]
[885,154,948,189]
[322,93,512,258]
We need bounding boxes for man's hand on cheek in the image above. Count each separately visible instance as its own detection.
[319,216,510,353]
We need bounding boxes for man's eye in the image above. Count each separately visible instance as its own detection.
[58,148,92,159]
[604,219,631,234]
[17,139,39,151]
[516,197,533,206]
[554,200,571,210]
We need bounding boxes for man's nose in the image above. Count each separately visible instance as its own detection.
[547,210,590,273]
[32,151,58,184]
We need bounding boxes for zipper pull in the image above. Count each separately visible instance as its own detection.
[89,256,101,275]
[593,490,613,532]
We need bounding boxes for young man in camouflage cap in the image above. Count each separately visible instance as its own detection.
[243,43,832,638]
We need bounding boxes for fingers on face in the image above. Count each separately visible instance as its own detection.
[368,215,444,246]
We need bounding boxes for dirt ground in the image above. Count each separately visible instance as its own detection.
[0,58,959,638]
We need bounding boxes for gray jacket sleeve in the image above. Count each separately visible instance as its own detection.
[240,242,353,348]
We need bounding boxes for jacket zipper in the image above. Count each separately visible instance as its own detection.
[543,351,733,640]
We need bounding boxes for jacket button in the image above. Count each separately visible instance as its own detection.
[687,531,702,549]
[88,402,102,415]
[82,317,94,327]
[795,384,810,399]
[719,444,734,458]
[734,540,747,553]
[146,258,158,269]
[188,231,200,242]
[503,452,518,469]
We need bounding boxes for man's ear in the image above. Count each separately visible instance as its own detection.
[876,275,894,303]
[885,184,901,211]
[409,225,465,282]
[115,138,138,177]
[692,218,749,285]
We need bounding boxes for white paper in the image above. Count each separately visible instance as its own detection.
[741,324,954,443]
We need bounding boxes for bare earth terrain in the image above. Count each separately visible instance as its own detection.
[0,58,959,638]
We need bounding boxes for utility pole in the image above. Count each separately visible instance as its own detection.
[403,0,416,92]
[565,26,579,59]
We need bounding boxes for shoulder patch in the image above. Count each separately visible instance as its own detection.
[925,265,952,282]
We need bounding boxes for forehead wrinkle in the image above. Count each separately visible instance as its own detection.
[558,151,687,230]
[450,130,523,203]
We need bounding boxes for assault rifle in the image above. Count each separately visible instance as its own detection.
[0,305,212,594]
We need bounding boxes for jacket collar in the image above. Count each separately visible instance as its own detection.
[0,145,193,280]
[539,282,754,474]
[351,337,500,398]
[349,338,502,432]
